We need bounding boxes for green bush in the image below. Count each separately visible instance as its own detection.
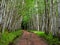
[0,30,22,45]
[46,33,60,45]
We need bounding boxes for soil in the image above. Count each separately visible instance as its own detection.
[13,30,48,45]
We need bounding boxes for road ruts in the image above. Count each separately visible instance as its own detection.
[14,30,48,45]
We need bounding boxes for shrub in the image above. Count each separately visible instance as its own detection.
[46,33,60,45]
[0,30,22,45]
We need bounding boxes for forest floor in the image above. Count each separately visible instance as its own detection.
[13,30,48,45]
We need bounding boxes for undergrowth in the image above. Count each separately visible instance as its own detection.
[29,30,60,45]
[0,30,22,45]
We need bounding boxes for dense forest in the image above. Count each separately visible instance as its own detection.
[0,0,60,45]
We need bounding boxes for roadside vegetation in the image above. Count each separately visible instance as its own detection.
[28,30,60,45]
[0,30,23,45]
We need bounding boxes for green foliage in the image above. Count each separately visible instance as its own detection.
[46,33,60,45]
[32,31,45,37]
[30,30,60,45]
[0,30,22,45]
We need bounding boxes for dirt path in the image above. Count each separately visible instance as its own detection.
[14,30,48,45]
